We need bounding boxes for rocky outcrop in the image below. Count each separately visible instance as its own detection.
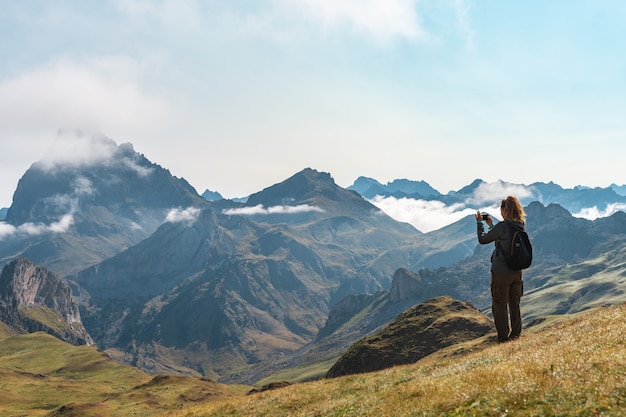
[388,268,421,303]
[324,293,375,330]
[0,258,93,345]
[325,296,493,378]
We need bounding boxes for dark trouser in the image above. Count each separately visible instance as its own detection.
[491,271,523,342]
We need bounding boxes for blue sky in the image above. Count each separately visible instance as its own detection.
[1,0,626,208]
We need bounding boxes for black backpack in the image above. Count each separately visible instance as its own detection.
[499,222,533,270]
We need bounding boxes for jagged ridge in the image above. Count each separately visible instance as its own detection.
[0,258,93,345]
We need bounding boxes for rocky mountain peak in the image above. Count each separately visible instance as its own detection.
[1,132,208,275]
[244,168,375,219]
[347,176,440,199]
[0,258,93,345]
[246,168,336,206]
[6,130,205,226]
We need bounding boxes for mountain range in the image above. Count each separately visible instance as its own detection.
[2,132,626,385]
[349,176,626,213]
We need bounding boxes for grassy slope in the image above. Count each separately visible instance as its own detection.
[523,253,626,323]
[0,331,249,417]
[0,321,17,339]
[172,302,626,417]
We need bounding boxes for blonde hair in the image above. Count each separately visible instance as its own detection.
[501,196,526,224]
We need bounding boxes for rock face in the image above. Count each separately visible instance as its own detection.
[388,268,421,303]
[0,258,93,345]
[325,296,493,378]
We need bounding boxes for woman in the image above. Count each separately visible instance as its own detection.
[475,196,526,343]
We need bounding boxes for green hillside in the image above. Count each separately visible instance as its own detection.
[171,302,626,417]
[0,331,248,416]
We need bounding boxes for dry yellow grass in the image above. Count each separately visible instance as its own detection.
[171,303,626,416]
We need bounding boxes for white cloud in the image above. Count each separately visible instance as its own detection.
[34,130,155,182]
[71,176,96,196]
[223,204,324,216]
[0,214,74,240]
[277,0,426,43]
[0,222,16,239]
[466,181,534,206]
[165,207,201,225]
[574,203,626,220]
[122,157,155,177]
[0,56,170,138]
[370,196,476,233]
[39,130,118,170]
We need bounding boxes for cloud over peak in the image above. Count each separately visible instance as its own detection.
[35,130,154,177]
[165,207,201,226]
[38,129,118,170]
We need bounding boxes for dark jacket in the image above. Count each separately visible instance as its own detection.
[477,220,525,274]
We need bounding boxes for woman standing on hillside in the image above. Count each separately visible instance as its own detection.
[476,196,526,343]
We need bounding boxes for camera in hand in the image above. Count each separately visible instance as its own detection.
[481,213,489,221]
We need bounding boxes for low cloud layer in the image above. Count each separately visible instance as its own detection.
[574,203,626,220]
[223,204,324,216]
[0,214,74,240]
[371,183,626,232]
[368,182,526,232]
[370,196,482,233]
[466,181,534,206]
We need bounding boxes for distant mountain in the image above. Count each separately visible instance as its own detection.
[348,176,441,200]
[611,183,626,196]
[201,189,223,201]
[0,258,92,345]
[351,177,626,216]
[0,208,6,221]
[0,130,208,275]
[325,296,493,378]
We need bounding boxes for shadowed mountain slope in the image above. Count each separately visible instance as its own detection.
[71,169,462,382]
